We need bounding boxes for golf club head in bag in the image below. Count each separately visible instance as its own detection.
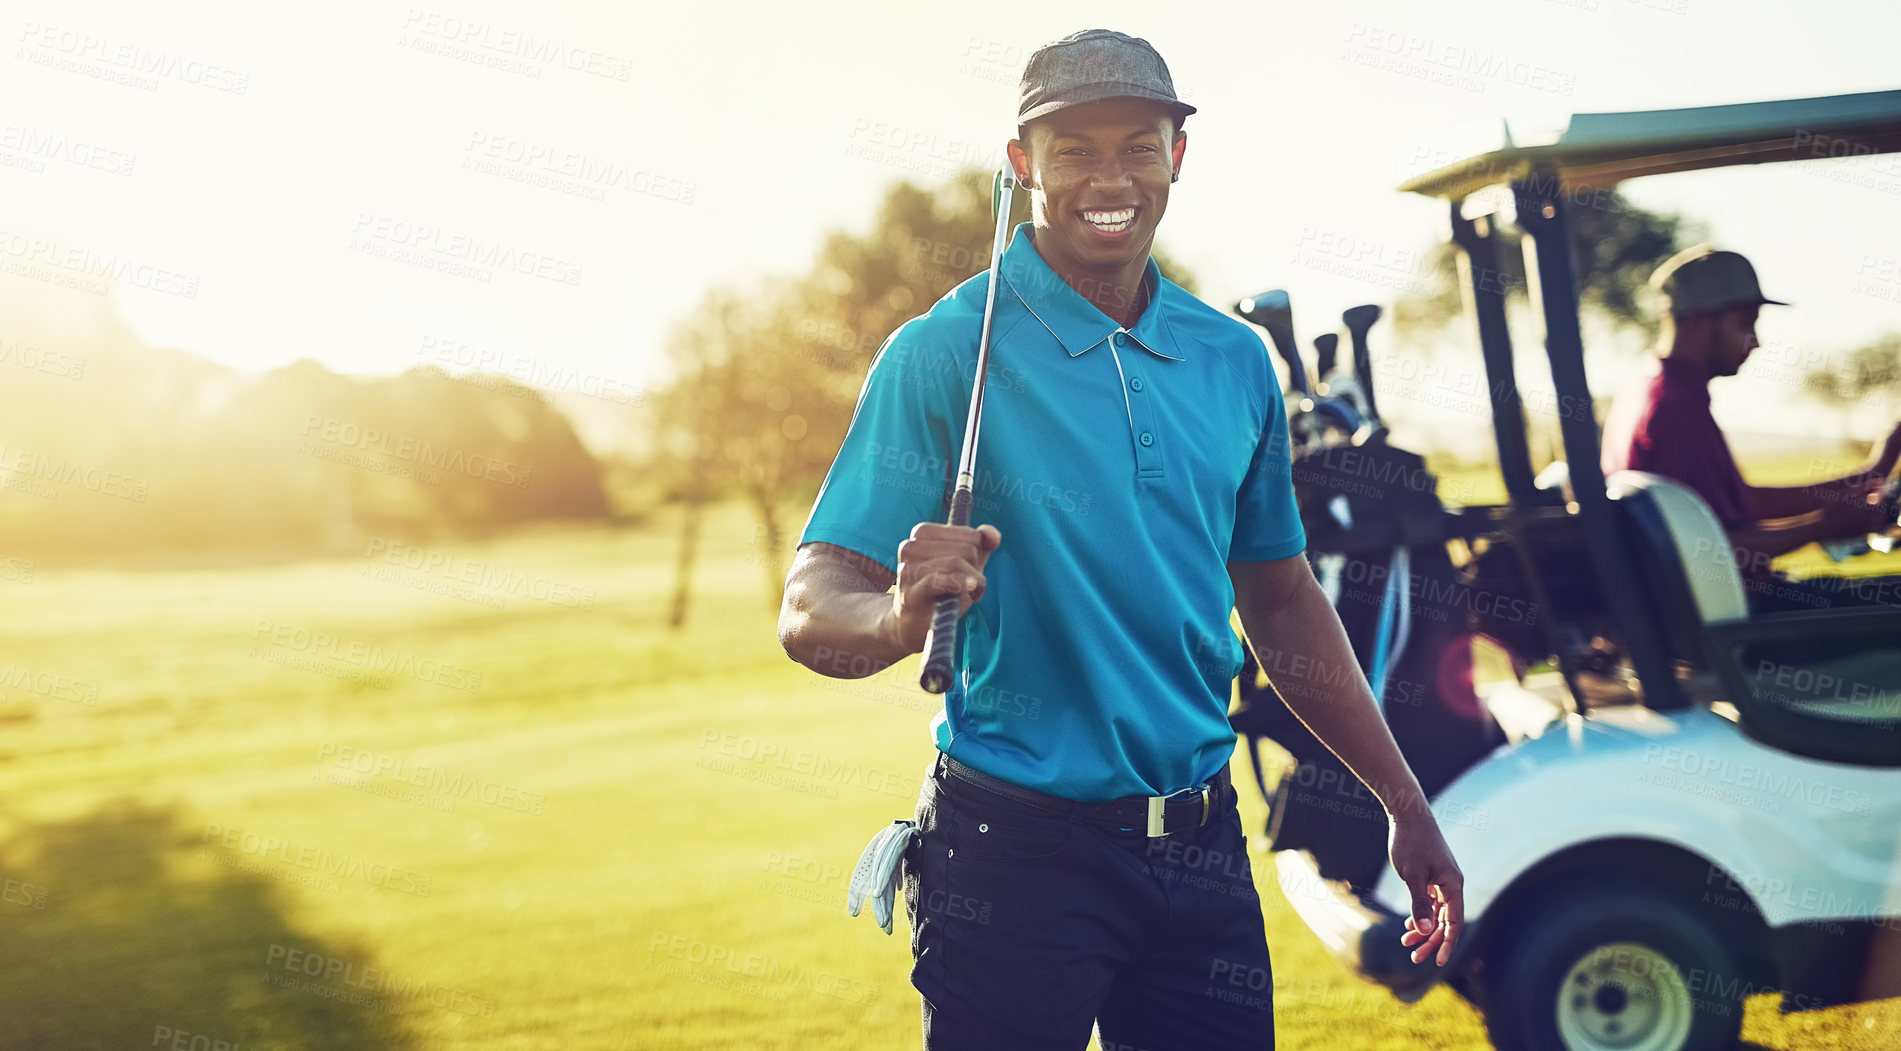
[1236,290,1310,398]
[1313,333,1340,389]
[1341,304,1386,442]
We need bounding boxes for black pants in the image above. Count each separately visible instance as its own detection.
[902,753,1275,1050]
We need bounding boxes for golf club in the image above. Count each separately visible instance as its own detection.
[919,168,1017,695]
[1342,304,1385,435]
[1236,290,1309,397]
[1313,332,1339,389]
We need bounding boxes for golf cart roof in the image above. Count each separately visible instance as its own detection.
[1398,87,1901,200]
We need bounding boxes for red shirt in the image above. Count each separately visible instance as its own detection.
[1600,354,1753,528]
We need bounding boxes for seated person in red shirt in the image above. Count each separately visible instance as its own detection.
[1601,245,1901,612]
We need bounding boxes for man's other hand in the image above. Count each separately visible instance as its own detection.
[1391,812,1465,967]
[1821,476,1894,537]
[1872,419,1901,478]
[891,523,1002,653]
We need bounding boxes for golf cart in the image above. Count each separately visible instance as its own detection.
[1229,88,1901,1050]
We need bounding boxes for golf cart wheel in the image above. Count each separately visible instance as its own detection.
[1482,889,1744,1051]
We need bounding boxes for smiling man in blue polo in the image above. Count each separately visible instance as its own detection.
[779,28,1464,1050]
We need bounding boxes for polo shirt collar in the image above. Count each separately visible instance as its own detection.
[1657,352,1712,402]
[998,222,1184,361]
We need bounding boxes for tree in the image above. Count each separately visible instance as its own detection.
[1804,332,1901,409]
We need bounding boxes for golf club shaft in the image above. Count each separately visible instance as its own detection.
[920,170,1016,695]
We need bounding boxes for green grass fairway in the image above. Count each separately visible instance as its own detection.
[0,500,1894,1048]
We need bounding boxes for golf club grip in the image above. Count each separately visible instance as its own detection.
[918,594,960,695]
[918,487,975,694]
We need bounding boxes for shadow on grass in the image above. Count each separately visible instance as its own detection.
[0,800,421,1051]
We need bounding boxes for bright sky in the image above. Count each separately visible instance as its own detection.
[6,0,1899,447]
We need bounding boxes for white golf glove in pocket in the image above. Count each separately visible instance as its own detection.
[846,819,917,935]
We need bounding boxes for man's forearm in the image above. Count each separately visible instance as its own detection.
[1234,570,1430,821]
[778,557,911,678]
[1749,474,1869,519]
[1727,512,1834,571]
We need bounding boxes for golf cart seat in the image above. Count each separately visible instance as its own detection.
[1605,470,1749,661]
[1606,470,1901,765]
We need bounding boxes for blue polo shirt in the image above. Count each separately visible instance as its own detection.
[797,221,1305,802]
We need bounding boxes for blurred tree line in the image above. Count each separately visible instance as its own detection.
[1805,333,1901,409]
[0,284,607,563]
[652,169,1200,626]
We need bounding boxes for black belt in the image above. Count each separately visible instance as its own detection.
[935,753,1231,838]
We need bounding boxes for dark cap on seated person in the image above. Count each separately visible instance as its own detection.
[1650,244,1790,316]
[1018,29,1197,126]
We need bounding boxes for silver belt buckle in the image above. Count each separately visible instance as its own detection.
[1146,783,1213,838]
[1145,795,1168,838]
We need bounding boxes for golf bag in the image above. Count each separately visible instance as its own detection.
[1229,441,1507,891]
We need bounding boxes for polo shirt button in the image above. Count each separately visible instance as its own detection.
[1129,377,1144,392]
[1139,431,1154,447]
[1113,331,1127,347]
